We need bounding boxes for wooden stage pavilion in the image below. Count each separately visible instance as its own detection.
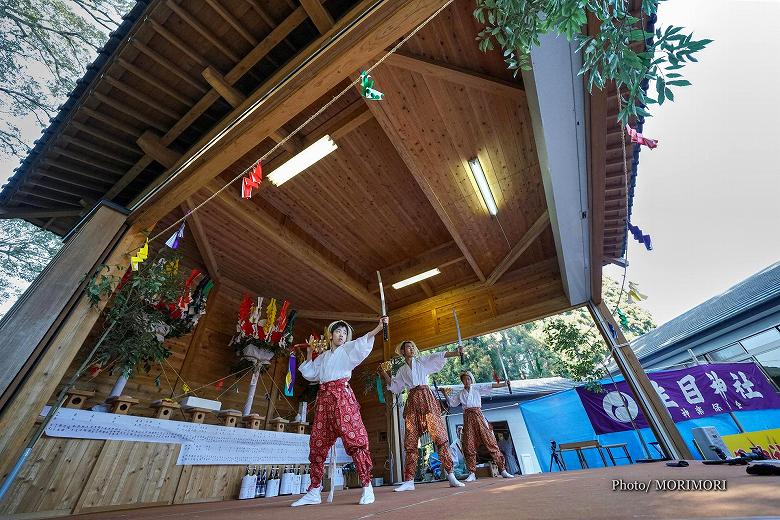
[0,0,707,517]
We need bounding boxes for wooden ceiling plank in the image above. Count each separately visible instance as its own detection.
[31,171,104,195]
[362,97,486,283]
[148,18,208,67]
[35,168,111,190]
[116,57,193,106]
[244,0,299,54]
[131,40,208,94]
[486,210,550,286]
[42,158,117,183]
[166,0,240,62]
[16,187,78,206]
[385,51,524,99]
[183,198,221,280]
[208,181,379,311]
[92,91,169,133]
[0,208,84,219]
[301,0,335,33]
[202,66,246,108]
[136,131,182,169]
[49,145,125,176]
[69,121,140,154]
[102,76,182,121]
[205,0,258,45]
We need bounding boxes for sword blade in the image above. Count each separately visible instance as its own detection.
[376,271,386,315]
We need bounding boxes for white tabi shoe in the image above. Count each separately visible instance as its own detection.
[500,470,516,479]
[447,472,465,487]
[291,487,321,507]
[464,472,477,482]
[358,484,375,505]
[393,480,415,492]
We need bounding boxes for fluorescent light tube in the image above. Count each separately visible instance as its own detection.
[268,135,338,186]
[468,157,498,216]
[391,268,441,289]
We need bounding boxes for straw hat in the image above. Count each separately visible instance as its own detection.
[327,320,353,347]
[395,339,419,357]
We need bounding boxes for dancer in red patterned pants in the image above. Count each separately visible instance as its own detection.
[444,371,516,481]
[292,317,388,507]
[379,340,465,492]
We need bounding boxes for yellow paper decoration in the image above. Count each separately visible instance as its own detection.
[182,383,191,394]
[130,239,149,271]
[266,298,277,331]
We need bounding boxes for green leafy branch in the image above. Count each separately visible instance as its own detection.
[474,0,711,124]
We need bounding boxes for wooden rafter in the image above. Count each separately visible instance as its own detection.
[131,40,207,94]
[35,168,110,190]
[42,158,116,183]
[485,210,550,286]
[375,240,466,293]
[116,58,193,106]
[296,310,377,322]
[102,76,181,122]
[202,66,245,108]
[384,52,524,99]
[208,182,379,311]
[27,175,99,198]
[244,0,299,54]
[0,208,84,219]
[50,145,125,176]
[148,18,207,67]
[63,134,136,166]
[205,0,257,46]
[301,0,334,33]
[80,106,141,137]
[362,98,486,283]
[136,131,182,169]
[69,121,140,155]
[183,198,220,280]
[165,0,239,62]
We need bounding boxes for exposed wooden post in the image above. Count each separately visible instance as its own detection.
[588,301,692,460]
[301,0,334,33]
[136,131,182,169]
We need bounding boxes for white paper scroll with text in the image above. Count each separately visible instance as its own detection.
[44,408,351,466]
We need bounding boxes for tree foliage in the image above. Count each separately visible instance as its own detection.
[0,218,60,313]
[429,276,655,386]
[0,0,132,156]
[473,0,711,124]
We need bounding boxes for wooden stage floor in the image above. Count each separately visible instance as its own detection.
[69,463,780,520]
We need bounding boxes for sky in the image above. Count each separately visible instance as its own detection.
[604,0,780,325]
[1,0,778,324]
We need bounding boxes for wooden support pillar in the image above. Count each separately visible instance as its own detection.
[588,301,692,460]
[263,358,285,430]
[0,205,154,481]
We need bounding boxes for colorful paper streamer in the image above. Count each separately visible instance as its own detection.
[165,221,186,249]
[626,124,658,149]
[375,375,385,404]
[241,162,262,199]
[627,281,648,304]
[360,71,383,100]
[182,383,191,394]
[628,223,653,251]
[284,355,296,397]
[130,239,149,271]
[616,307,629,329]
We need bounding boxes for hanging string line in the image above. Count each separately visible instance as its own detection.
[126,0,457,256]
[216,365,255,400]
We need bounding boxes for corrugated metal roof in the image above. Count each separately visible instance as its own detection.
[439,376,577,398]
[631,261,780,361]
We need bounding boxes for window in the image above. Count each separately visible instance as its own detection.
[754,348,780,389]
[706,343,747,362]
[740,328,780,353]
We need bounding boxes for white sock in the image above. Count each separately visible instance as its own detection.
[465,472,476,482]
[393,480,415,492]
[500,470,516,478]
[291,486,321,507]
[447,472,465,487]
[359,484,375,505]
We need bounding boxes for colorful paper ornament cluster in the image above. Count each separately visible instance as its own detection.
[360,71,384,100]
[627,281,647,304]
[242,162,262,199]
[626,124,658,149]
[131,239,149,271]
[628,223,652,251]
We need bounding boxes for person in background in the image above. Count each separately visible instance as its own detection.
[496,432,521,476]
[449,424,468,478]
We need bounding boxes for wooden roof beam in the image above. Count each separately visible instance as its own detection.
[486,210,550,286]
[205,0,258,46]
[384,52,524,99]
[202,66,245,108]
[362,98,486,283]
[103,76,181,121]
[131,40,208,94]
[375,241,466,294]
[50,145,125,176]
[28,173,102,198]
[0,207,84,219]
[301,0,335,33]
[62,134,136,166]
[137,131,182,169]
[244,0,299,54]
[42,158,117,183]
[296,310,377,322]
[69,121,140,154]
[15,187,78,206]
[80,106,141,138]
[35,168,111,190]
[209,182,379,311]
[183,198,220,280]
[148,18,208,67]
[116,58,193,106]
[166,0,240,62]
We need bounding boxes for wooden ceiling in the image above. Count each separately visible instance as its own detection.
[187,0,558,320]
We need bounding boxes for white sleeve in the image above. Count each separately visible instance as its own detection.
[387,366,406,394]
[342,333,376,368]
[420,352,447,375]
[299,355,322,382]
[476,383,494,396]
[446,391,461,408]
